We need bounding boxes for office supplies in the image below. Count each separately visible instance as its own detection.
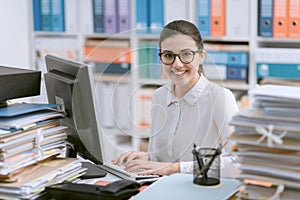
[46,179,140,200]
[104,0,117,33]
[33,0,42,31]
[64,0,78,33]
[273,0,288,38]
[149,0,164,34]
[79,0,94,34]
[40,0,52,31]
[164,0,189,25]
[0,158,85,197]
[93,0,105,33]
[117,0,130,33]
[210,0,226,36]
[197,0,210,37]
[131,173,241,200]
[258,0,273,37]
[135,0,149,33]
[0,110,64,130]
[51,0,65,32]
[0,103,62,117]
[226,0,249,37]
[288,0,300,38]
[193,145,222,186]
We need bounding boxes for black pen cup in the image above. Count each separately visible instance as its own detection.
[193,148,220,186]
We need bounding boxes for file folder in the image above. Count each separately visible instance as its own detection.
[210,0,226,37]
[288,0,300,38]
[135,0,149,33]
[104,0,118,33]
[93,0,105,33]
[41,0,52,31]
[117,0,130,33]
[258,0,273,37]
[197,0,210,37]
[149,0,164,34]
[273,0,288,38]
[51,0,65,32]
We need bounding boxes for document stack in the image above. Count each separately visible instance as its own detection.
[0,103,85,199]
[229,85,300,199]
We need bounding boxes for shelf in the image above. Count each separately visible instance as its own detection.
[93,74,131,83]
[204,37,250,43]
[85,33,131,40]
[138,78,169,86]
[212,80,250,91]
[33,31,79,37]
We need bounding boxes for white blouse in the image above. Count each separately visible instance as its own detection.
[148,75,240,178]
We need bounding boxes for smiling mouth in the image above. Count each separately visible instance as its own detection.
[172,70,186,75]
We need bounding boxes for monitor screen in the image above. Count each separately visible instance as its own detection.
[44,54,105,164]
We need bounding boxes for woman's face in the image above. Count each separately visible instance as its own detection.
[160,34,204,88]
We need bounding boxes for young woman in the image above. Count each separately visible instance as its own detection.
[113,20,239,178]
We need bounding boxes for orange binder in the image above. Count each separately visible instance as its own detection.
[273,0,289,38]
[84,46,131,63]
[210,0,226,37]
[288,0,300,38]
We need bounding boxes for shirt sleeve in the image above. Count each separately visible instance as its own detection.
[179,161,193,174]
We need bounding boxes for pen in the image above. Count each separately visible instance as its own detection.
[192,144,204,173]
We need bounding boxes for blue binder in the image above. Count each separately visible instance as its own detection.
[205,51,248,66]
[197,0,210,37]
[93,0,105,33]
[149,0,164,34]
[257,63,300,80]
[51,0,65,32]
[33,0,42,31]
[135,0,149,33]
[258,0,273,37]
[226,65,248,80]
[41,0,52,31]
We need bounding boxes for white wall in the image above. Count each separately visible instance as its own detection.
[0,0,31,69]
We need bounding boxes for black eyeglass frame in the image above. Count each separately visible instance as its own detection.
[158,49,203,65]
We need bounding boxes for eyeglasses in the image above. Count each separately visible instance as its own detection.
[158,49,202,65]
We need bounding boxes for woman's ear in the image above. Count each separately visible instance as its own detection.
[199,49,206,64]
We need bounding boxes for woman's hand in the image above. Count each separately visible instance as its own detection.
[125,160,180,176]
[112,151,149,166]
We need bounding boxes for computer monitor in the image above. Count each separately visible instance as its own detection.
[44,54,105,165]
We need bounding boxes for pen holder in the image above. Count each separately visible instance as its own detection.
[193,148,220,186]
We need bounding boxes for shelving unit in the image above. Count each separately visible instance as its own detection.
[28,0,300,158]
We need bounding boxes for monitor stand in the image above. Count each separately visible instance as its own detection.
[66,143,107,179]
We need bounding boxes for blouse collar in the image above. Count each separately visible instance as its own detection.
[167,74,208,106]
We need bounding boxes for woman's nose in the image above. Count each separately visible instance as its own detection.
[172,55,184,66]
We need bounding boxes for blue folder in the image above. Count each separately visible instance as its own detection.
[131,174,242,200]
[0,103,61,117]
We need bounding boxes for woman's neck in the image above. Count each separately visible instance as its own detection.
[173,74,200,98]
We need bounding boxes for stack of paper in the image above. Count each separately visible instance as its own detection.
[229,85,300,199]
[0,158,85,199]
[0,103,86,199]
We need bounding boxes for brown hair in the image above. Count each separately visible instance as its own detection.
[159,20,204,74]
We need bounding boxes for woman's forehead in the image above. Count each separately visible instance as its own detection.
[160,34,197,51]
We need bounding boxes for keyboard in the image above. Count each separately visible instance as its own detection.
[100,161,160,181]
